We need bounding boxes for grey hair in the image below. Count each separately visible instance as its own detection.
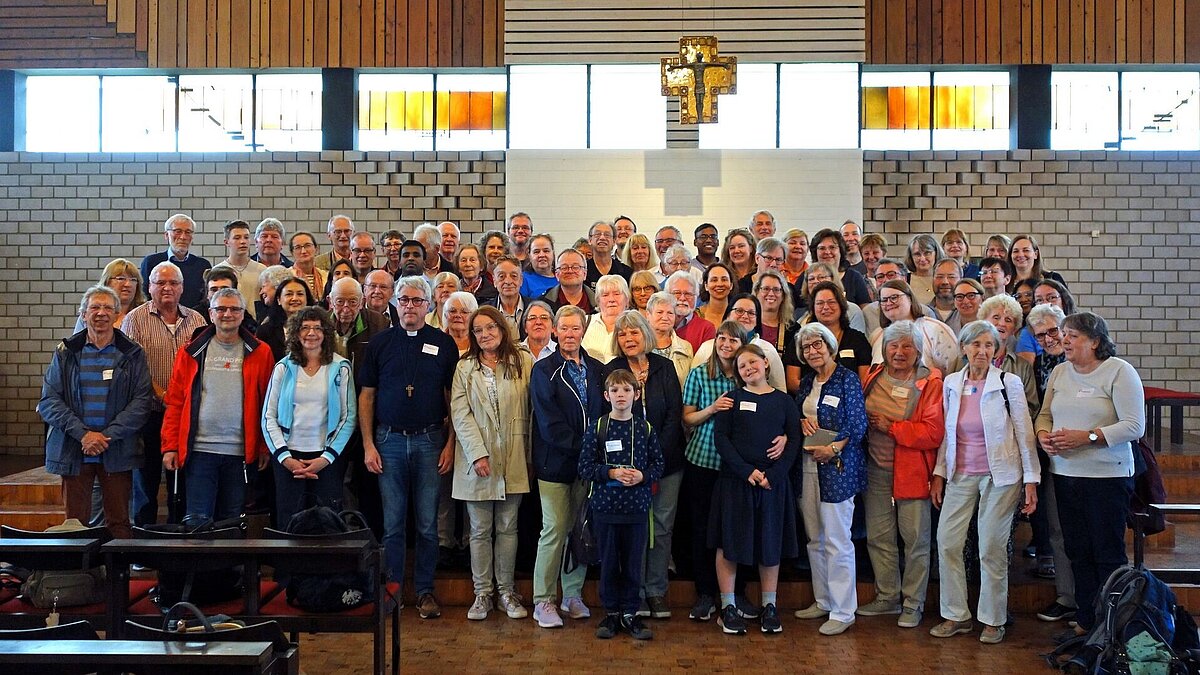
[395,275,432,302]
[610,310,655,357]
[431,271,462,295]
[208,287,245,309]
[413,223,441,249]
[163,213,195,231]
[443,291,479,324]
[749,210,774,226]
[79,285,121,316]
[554,304,588,327]
[256,217,284,238]
[957,319,1000,350]
[796,321,838,358]
[438,221,460,235]
[645,290,676,316]
[594,274,631,305]
[149,260,182,282]
[806,261,844,291]
[881,319,925,361]
[259,264,292,289]
[588,220,614,238]
[525,299,553,318]
[331,276,364,300]
[663,244,692,264]
[665,269,700,296]
[1027,303,1066,330]
[756,237,785,256]
[979,294,1022,322]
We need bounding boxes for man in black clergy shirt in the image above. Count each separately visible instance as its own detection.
[358,275,459,621]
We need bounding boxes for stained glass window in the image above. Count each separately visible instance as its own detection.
[434,73,507,151]
[358,73,435,151]
[1121,71,1200,151]
[1051,71,1118,150]
[860,71,932,150]
[931,71,1010,150]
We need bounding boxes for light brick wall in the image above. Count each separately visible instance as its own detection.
[864,149,1200,429]
[0,150,504,455]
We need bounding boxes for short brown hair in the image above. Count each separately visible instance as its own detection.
[605,368,639,391]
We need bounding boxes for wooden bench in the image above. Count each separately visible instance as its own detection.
[1144,387,1200,453]
[0,639,279,674]
[1134,504,1200,584]
[103,538,398,675]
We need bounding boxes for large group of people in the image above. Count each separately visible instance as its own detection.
[40,209,1146,646]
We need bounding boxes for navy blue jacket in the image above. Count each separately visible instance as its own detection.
[530,348,606,483]
[795,365,869,503]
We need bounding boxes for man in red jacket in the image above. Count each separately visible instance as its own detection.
[161,288,274,523]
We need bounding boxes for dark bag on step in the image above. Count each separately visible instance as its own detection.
[283,505,374,612]
[20,519,105,608]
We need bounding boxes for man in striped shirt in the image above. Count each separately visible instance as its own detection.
[121,261,209,525]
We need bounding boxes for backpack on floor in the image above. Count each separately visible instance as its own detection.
[1043,565,1198,674]
[283,505,375,613]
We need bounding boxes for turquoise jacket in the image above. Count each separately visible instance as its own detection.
[262,354,357,465]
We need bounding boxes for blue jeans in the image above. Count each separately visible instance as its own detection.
[183,451,246,522]
[376,426,443,596]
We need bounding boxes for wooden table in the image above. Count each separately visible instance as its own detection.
[0,638,276,674]
[0,538,101,570]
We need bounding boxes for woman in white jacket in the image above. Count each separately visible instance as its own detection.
[929,320,1039,645]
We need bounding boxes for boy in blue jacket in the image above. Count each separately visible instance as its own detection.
[578,369,664,640]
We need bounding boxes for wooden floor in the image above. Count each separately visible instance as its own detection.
[299,607,1072,673]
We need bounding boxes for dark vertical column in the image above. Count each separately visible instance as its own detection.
[1011,65,1051,150]
[0,71,26,151]
[322,68,356,151]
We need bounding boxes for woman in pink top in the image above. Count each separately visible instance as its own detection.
[929,320,1039,645]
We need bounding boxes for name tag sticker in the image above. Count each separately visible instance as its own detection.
[421,343,439,356]
[604,440,623,455]
[739,401,758,412]
[1077,387,1095,398]
[101,369,114,381]
[965,385,977,395]
[822,395,841,408]
[839,349,855,358]
[892,387,910,399]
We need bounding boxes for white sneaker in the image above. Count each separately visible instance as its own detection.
[897,606,923,628]
[793,603,829,620]
[533,601,563,628]
[819,618,854,636]
[467,594,492,621]
[497,591,528,619]
[560,596,591,619]
[856,597,902,616]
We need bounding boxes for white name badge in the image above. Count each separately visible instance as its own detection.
[739,401,758,412]
[822,395,841,408]
[965,385,977,395]
[102,369,114,381]
[892,387,910,399]
[604,440,623,455]
[839,349,855,358]
[1076,387,1095,398]
[422,343,439,356]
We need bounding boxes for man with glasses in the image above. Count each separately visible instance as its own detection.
[538,249,596,314]
[978,257,1014,299]
[928,258,963,332]
[251,217,292,268]
[738,237,787,293]
[140,213,211,310]
[613,215,637,258]
[585,221,632,285]
[122,262,209,525]
[520,234,559,299]
[520,300,557,362]
[40,285,154,539]
[692,223,720,271]
[359,275,460,619]
[160,288,273,524]
[380,229,405,277]
[506,212,534,265]
[214,220,268,319]
[315,214,355,271]
[328,277,391,536]
[667,271,715,353]
[350,232,379,280]
[362,269,399,326]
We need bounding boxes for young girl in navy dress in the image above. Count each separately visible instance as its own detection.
[709,344,802,635]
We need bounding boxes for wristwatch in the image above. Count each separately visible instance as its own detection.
[1088,430,1099,443]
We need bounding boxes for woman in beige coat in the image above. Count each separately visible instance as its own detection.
[452,305,534,622]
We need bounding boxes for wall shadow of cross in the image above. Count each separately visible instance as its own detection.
[643,151,722,217]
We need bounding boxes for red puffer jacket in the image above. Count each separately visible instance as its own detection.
[862,364,945,500]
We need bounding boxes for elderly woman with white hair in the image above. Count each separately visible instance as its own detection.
[580,274,630,364]
[969,294,1040,417]
[929,320,1039,645]
[658,243,704,287]
[791,322,868,636]
[442,290,480,357]
[855,320,945,629]
[426,271,462,330]
[645,291,694,386]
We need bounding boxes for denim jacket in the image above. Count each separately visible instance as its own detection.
[795,365,869,503]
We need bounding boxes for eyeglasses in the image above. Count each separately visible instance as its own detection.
[757,287,783,295]
[556,264,585,273]
[471,323,501,336]
[1035,294,1061,304]
[654,238,681,246]
[1033,326,1061,341]
[352,247,376,255]
[879,294,905,306]
[632,285,656,293]
[110,276,135,284]
[758,254,785,265]
[695,234,718,241]
[801,341,826,353]
[813,300,839,308]
[298,325,324,334]
[1013,291,1034,301]
[396,296,428,306]
[525,314,551,323]
[670,290,696,299]
[807,275,833,284]
[730,307,757,318]
[330,298,359,307]
[874,270,903,282]
[292,243,316,251]
[953,292,982,301]
[211,306,244,314]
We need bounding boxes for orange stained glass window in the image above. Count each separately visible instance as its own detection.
[358,89,505,132]
[863,84,1007,131]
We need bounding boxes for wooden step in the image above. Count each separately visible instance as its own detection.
[1156,454,1200,471]
[1162,473,1200,501]
[0,504,68,531]
[0,467,62,506]
[1126,520,1176,549]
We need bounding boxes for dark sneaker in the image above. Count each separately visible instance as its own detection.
[417,593,441,619]
[718,604,747,635]
[595,614,620,639]
[734,594,761,620]
[689,595,716,621]
[622,614,653,640]
[1037,602,1077,622]
[760,603,782,634]
[437,546,457,570]
[646,595,671,619]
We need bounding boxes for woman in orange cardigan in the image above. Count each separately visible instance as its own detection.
[853,320,945,630]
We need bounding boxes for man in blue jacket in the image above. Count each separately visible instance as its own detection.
[529,304,606,629]
[39,285,155,539]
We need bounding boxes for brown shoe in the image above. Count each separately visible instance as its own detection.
[418,593,442,619]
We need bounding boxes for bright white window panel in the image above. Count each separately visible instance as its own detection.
[779,63,859,149]
[509,65,587,150]
[590,64,665,150]
[1121,71,1200,151]
[1051,71,1119,150]
[101,76,177,152]
[26,76,100,152]
[699,63,777,149]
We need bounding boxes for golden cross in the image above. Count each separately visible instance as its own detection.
[661,36,737,124]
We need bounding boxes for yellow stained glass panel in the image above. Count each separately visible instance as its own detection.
[386,91,405,130]
[862,87,888,129]
[491,91,506,130]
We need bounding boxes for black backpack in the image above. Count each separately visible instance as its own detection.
[137,516,247,609]
[283,505,375,613]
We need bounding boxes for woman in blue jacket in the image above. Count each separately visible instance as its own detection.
[791,322,868,636]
